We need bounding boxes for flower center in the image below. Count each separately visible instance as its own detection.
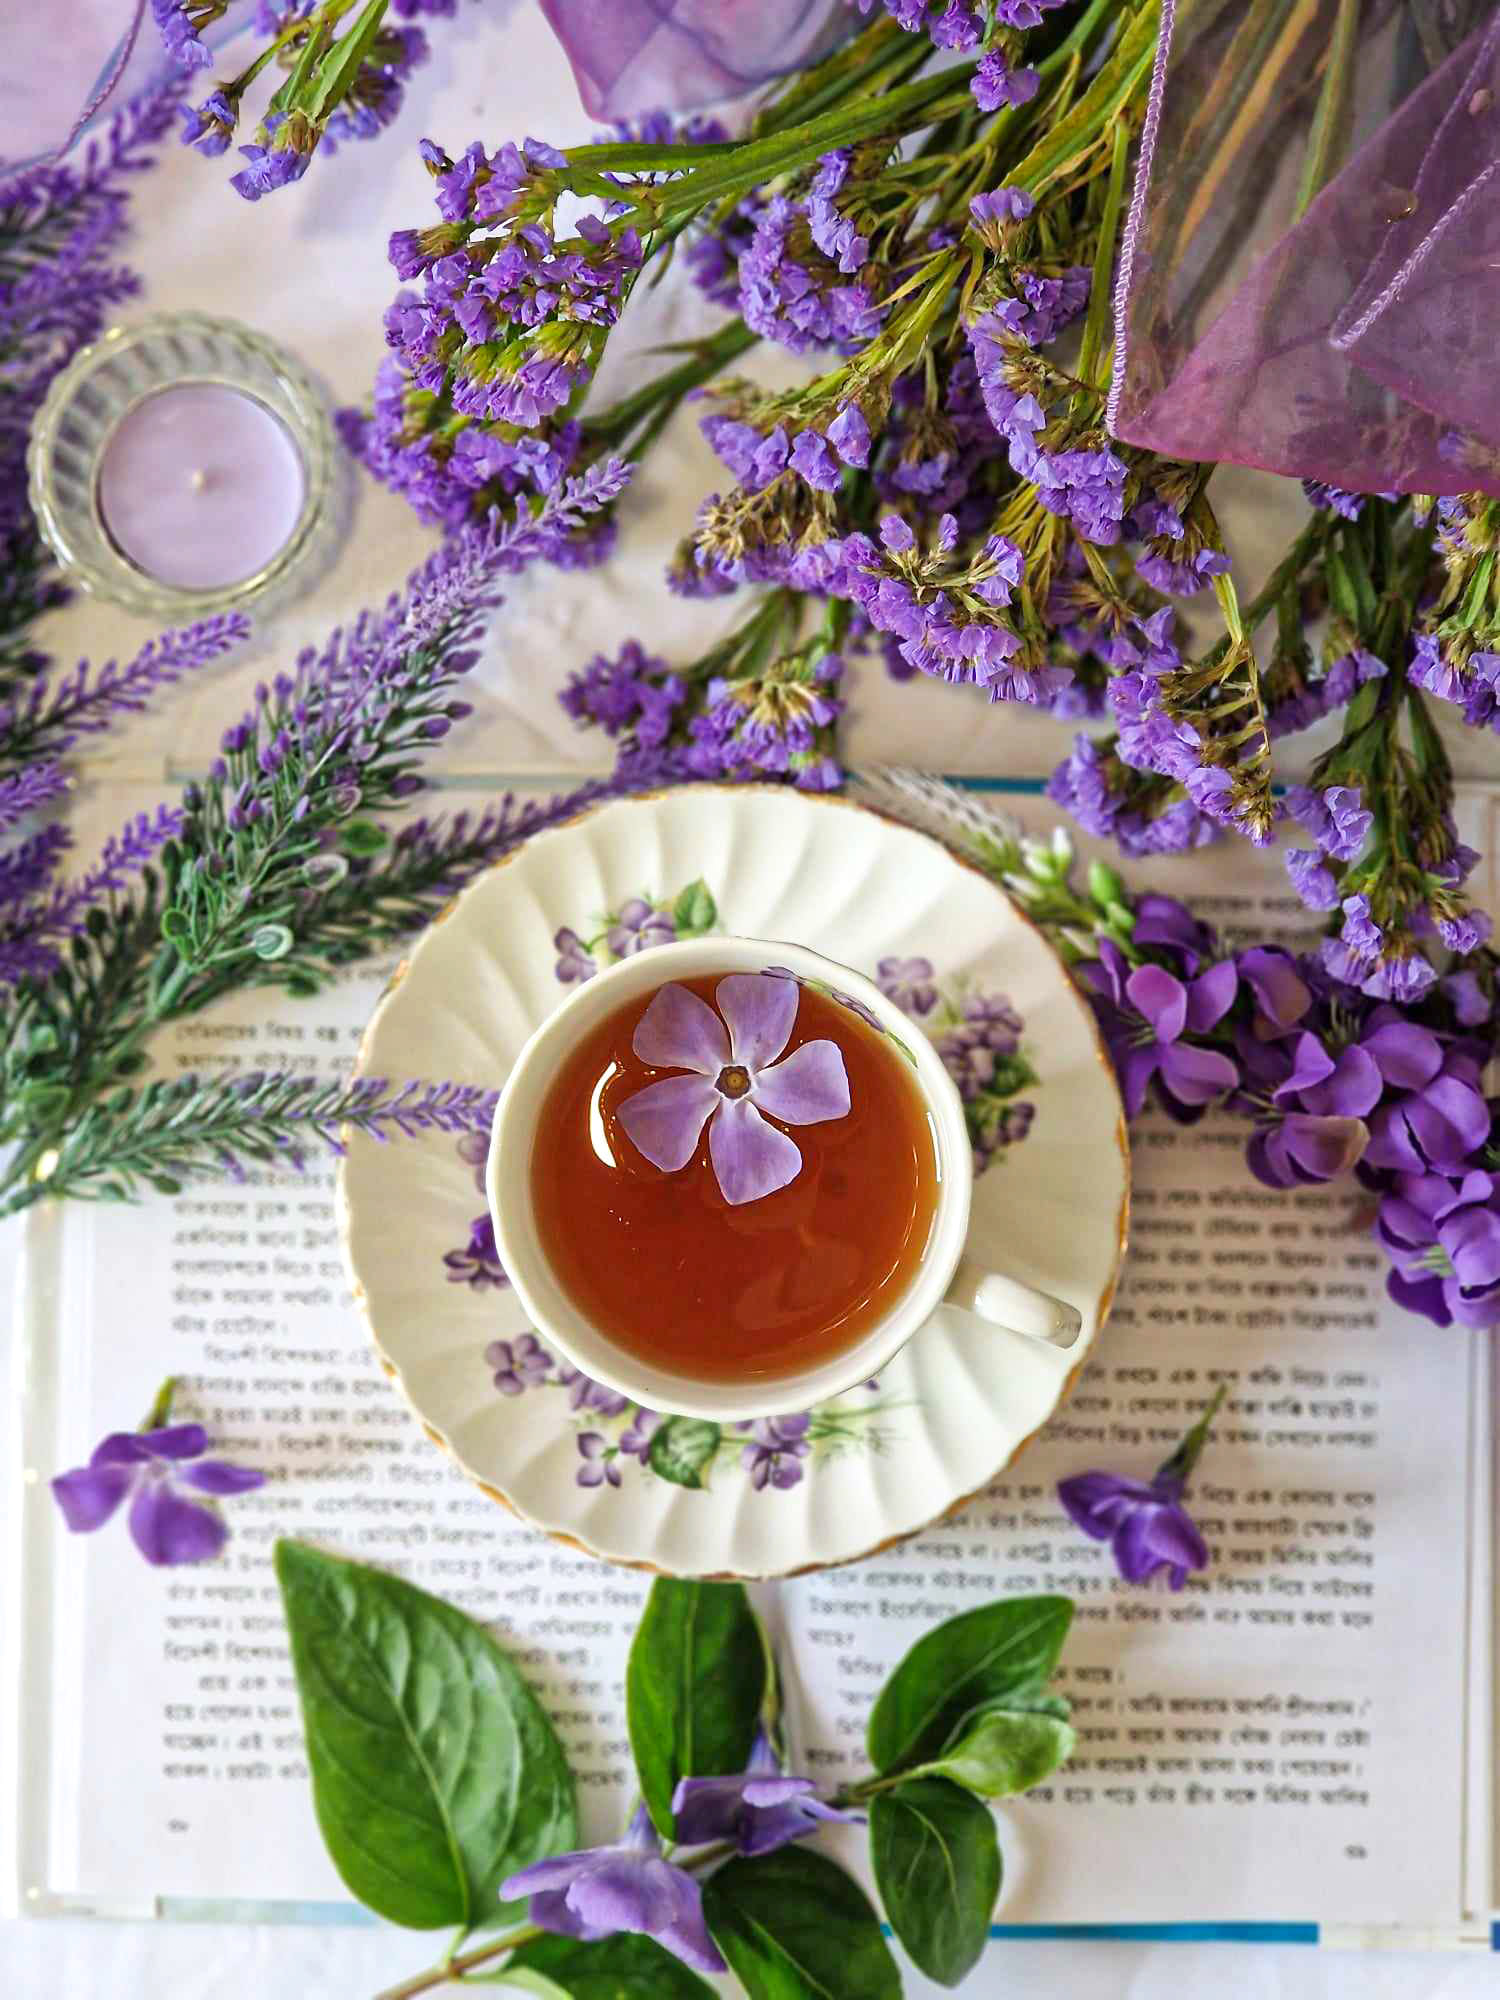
[716,1063,752,1099]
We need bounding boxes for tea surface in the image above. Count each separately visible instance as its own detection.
[530,972,939,1384]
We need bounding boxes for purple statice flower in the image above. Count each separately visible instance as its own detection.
[740,1412,812,1490]
[607,899,676,957]
[673,1730,862,1855]
[178,90,237,157]
[686,655,844,787]
[972,49,1041,110]
[321,26,431,155]
[1076,940,1238,1118]
[1285,846,1340,910]
[576,1433,622,1488]
[617,976,850,1205]
[558,1368,631,1418]
[1302,480,1393,520]
[877,955,938,1016]
[151,0,214,69]
[828,403,871,467]
[1285,784,1372,862]
[1378,1170,1500,1329]
[553,927,597,984]
[737,195,881,354]
[230,113,314,201]
[1320,895,1438,1003]
[53,1411,264,1566]
[1057,1382,1224,1589]
[1268,648,1387,739]
[806,150,869,272]
[485,1334,553,1395]
[1135,544,1231,598]
[969,187,1034,233]
[446,1214,508,1289]
[502,1804,724,1975]
[1409,635,1500,733]
[561,648,679,746]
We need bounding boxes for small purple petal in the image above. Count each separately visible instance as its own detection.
[51,1463,134,1533]
[1184,961,1236,1032]
[1125,963,1187,1042]
[716,973,798,1071]
[617,1074,720,1172]
[1361,1021,1442,1090]
[750,1040,851,1126]
[135,1424,211,1461]
[632,983,728,1075]
[567,1855,681,1935]
[178,1461,267,1496]
[89,1432,154,1467]
[128,1481,229,1566]
[709,1097,803,1205]
[1158,1041,1238,1105]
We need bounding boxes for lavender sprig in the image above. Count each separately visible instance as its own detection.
[17,1068,499,1211]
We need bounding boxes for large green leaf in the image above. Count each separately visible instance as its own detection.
[275,1540,576,1929]
[703,1848,901,2000]
[870,1777,999,1988]
[626,1578,766,1835]
[506,1931,718,1998]
[648,1417,721,1489]
[920,1703,1075,1798]
[866,1596,1073,1773]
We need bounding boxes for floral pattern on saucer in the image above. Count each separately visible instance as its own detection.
[433,878,1039,1501]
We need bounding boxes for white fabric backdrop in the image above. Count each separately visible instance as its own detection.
[3,0,1498,1991]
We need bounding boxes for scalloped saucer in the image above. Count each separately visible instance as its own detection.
[337,787,1128,1578]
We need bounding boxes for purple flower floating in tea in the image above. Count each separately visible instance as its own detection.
[1057,1383,1226,1590]
[672,1730,863,1856]
[52,1385,265,1568]
[502,1802,725,1974]
[617,974,851,1205]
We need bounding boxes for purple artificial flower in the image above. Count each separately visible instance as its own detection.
[607,899,676,957]
[484,1334,552,1395]
[617,976,850,1205]
[53,1407,264,1567]
[446,1213,509,1289]
[673,1730,862,1855]
[501,1804,725,1974]
[877,955,938,1016]
[554,927,597,983]
[1077,940,1238,1117]
[1378,1170,1500,1329]
[740,1412,812,1489]
[1057,1383,1224,1589]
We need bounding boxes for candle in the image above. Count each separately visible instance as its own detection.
[96,385,308,592]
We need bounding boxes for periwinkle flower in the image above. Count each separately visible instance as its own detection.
[53,1408,264,1567]
[446,1213,509,1289]
[673,1731,862,1855]
[740,1412,812,1490]
[501,1804,724,1974]
[1078,940,1238,1117]
[618,975,850,1205]
[1057,1384,1225,1589]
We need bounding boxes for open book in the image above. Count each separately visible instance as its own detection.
[6,777,1498,1960]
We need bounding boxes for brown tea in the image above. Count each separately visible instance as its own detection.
[530,969,939,1385]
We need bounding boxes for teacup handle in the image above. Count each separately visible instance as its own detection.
[945,1257,1082,1349]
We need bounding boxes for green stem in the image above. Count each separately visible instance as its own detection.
[370,1923,544,2000]
[1075,112,1133,391]
[1292,0,1360,223]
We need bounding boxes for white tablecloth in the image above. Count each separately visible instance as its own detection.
[3,3,1497,1992]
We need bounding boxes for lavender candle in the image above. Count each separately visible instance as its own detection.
[97,386,307,591]
[28,314,333,616]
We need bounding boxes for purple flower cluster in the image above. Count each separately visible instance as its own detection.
[1268,647,1386,739]
[737,194,881,354]
[1409,634,1500,734]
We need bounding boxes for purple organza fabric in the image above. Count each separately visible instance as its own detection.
[537,0,848,119]
[1112,0,1500,495]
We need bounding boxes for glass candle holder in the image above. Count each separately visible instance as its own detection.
[27,313,336,619]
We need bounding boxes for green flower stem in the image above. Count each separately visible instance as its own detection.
[1074,112,1133,391]
[369,1843,741,2000]
[1008,2,1159,201]
[142,1376,178,1431]
[1155,1380,1229,1487]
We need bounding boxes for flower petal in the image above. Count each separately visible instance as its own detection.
[502,1850,593,1900]
[51,1462,133,1533]
[716,972,798,1070]
[528,1888,607,1940]
[1361,1020,1442,1090]
[1184,960,1237,1032]
[179,1460,266,1496]
[1158,1041,1238,1105]
[671,1775,749,1846]
[617,1074,719,1172]
[1283,1113,1368,1182]
[660,1869,728,1975]
[1139,1500,1209,1574]
[89,1431,153,1468]
[1117,1043,1160,1119]
[709,1097,802,1205]
[1300,1046,1382,1119]
[137,1423,210,1461]
[128,1480,228,1566]
[567,1855,680,1935]
[750,1040,850,1126]
[632,982,728,1075]
[1125,963,1187,1043]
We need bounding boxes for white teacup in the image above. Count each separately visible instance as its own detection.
[487,937,1081,1423]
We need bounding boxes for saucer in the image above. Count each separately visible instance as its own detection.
[337,786,1128,1578]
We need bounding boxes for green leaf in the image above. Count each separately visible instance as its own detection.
[274,1540,577,1930]
[869,1777,999,1988]
[703,1848,901,2000]
[508,1932,718,1998]
[866,1596,1073,1773]
[626,1578,766,1836]
[647,1416,721,1489]
[918,1703,1075,1798]
[671,879,717,935]
[340,818,390,857]
[307,0,390,120]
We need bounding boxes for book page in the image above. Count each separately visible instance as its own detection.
[18,783,1492,1930]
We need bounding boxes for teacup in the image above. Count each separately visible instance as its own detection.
[487,937,1081,1423]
